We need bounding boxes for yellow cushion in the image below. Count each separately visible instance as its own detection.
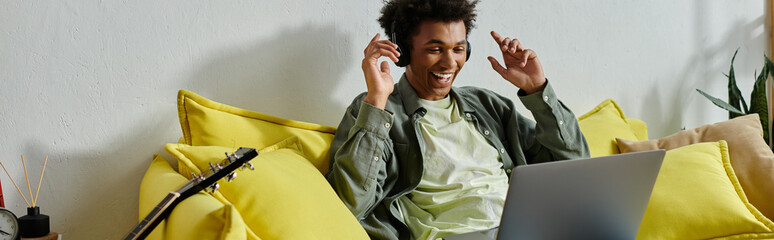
[617,114,774,221]
[577,99,644,157]
[138,154,255,240]
[165,137,370,240]
[626,118,648,141]
[177,89,336,174]
[636,141,774,239]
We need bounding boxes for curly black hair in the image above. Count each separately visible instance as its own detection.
[378,0,479,51]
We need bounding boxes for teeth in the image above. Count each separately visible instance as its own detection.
[432,72,453,79]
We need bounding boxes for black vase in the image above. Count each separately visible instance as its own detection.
[19,207,49,238]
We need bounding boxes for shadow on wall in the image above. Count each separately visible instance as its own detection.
[640,3,766,138]
[18,111,178,239]
[110,23,351,238]
[5,23,355,239]
[184,23,355,126]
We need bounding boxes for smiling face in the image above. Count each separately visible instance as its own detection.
[405,20,468,101]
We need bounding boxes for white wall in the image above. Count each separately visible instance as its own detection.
[0,0,768,238]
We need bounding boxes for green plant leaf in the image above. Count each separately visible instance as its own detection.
[727,49,747,118]
[766,55,774,74]
[749,62,769,145]
[767,55,774,149]
[696,89,745,115]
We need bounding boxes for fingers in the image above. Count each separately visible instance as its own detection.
[369,33,398,50]
[500,37,523,55]
[365,33,400,62]
[488,48,537,68]
[380,61,391,74]
[492,31,523,51]
[365,48,399,62]
[493,31,531,61]
[503,49,535,68]
[517,49,536,67]
[375,43,401,62]
[487,56,507,78]
[490,31,504,44]
[508,38,523,52]
[493,31,539,68]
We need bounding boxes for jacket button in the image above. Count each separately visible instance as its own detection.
[484,130,490,135]
[373,157,379,162]
[465,113,471,118]
[384,123,391,128]
[506,169,512,174]
[500,148,505,153]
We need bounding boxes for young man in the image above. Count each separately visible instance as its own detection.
[325,0,589,239]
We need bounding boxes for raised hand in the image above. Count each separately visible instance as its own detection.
[487,31,546,94]
[362,33,400,109]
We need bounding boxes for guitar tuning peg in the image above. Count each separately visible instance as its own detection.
[241,162,254,171]
[226,172,237,182]
[192,173,203,181]
[208,183,220,193]
[225,152,238,161]
[209,162,222,172]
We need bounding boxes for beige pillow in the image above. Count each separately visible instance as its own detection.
[616,114,774,220]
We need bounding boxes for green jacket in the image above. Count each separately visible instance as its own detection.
[326,75,589,240]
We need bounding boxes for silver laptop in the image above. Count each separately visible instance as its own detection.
[445,150,665,240]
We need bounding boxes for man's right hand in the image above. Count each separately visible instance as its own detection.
[361,33,400,109]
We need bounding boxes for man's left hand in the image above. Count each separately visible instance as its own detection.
[487,31,546,95]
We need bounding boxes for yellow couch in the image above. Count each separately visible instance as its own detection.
[137,91,774,240]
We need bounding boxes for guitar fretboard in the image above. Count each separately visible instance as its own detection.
[124,192,180,240]
[122,147,257,240]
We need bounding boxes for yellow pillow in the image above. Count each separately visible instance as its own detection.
[626,118,648,141]
[617,114,774,221]
[165,137,370,240]
[177,89,336,174]
[637,141,774,239]
[577,99,645,157]
[138,154,255,240]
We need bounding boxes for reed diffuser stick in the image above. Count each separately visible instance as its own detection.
[0,160,31,207]
[33,155,48,207]
[21,155,34,207]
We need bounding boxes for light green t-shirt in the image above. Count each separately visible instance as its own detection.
[396,96,510,240]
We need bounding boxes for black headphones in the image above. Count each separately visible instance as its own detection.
[391,21,472,67]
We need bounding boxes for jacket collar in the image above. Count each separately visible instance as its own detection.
[396,74,424,116]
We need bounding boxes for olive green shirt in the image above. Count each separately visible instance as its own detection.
[326,75,589,240]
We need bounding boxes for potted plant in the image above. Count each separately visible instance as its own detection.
[696,49,774,150]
